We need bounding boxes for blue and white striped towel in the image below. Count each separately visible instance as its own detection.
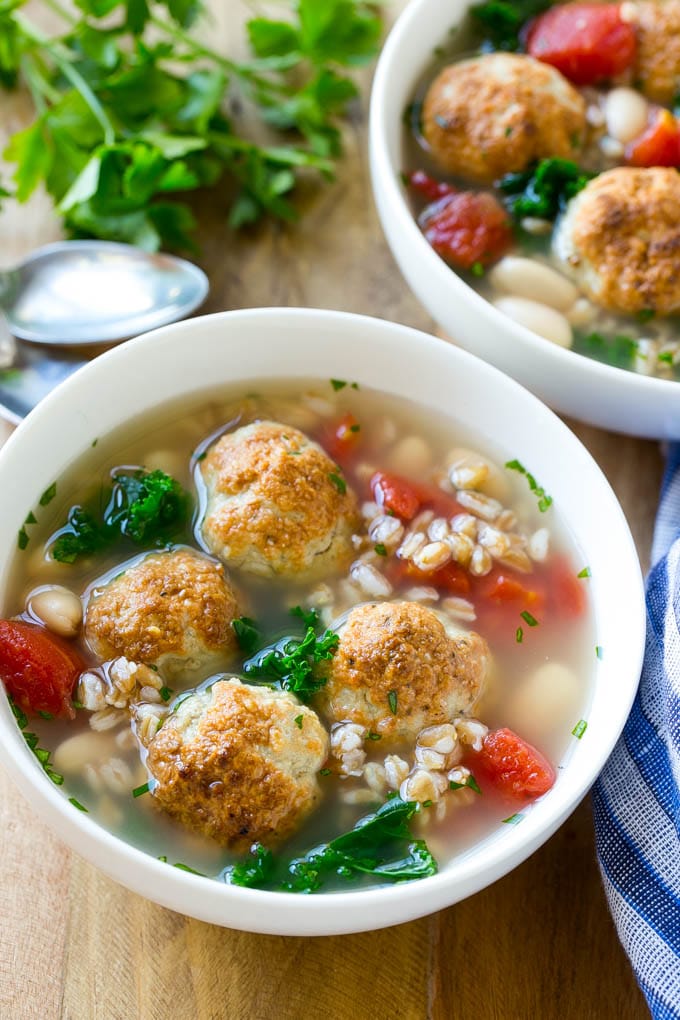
[593,444,680,1019]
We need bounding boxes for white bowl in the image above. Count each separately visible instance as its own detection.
[369,0,680,439]
[0,308,645,935]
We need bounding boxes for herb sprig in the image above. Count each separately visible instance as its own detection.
[498,158,594,223]
[241,606,338,701]
[0,0,383,249]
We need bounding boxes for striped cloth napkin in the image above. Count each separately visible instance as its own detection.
[593,445,680,1019]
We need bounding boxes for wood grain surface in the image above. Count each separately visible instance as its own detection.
[0,3,662,1018]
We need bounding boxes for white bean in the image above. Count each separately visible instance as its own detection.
[386,435,433,476]
[488,257,579,312]
[53,732,115,773]
[493,297,573,349]
[604,87,648,143]
[27,585,83,638]
[506,662,581,745]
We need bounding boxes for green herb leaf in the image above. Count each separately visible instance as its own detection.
[294,714,304,729]
[596,645,604,660]
[69,797,89,812]
[374,543,387,556]
[39,482,57,506]
[243,618,339,702]
[505,459,553,512]
[232,616,262,654]
[330,378,347,391]
[516,626,523,644]
[572,719,587,739]
[132,782,151,798]
[577,566,591,578]
[520,610,539,627]
[328,471,346,494]
[502,812,523,825]
[498,159,593,222]
[470,0,553,50]
[388,689,398,715]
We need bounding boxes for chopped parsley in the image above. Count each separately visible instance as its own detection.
[498,158,594,222]
[330,379,348,391]
[38,711,53,720]
[502,813,523,825]
[319,767,332,776]
[572,330,638,371]
[636,309,655,324]
[596,645,604,660]
[328,471,347,494]
[24,511,37,525]
[658,351,674,366]
[471,0,553,50]
[17,527,29,551]
[349,423,361,433]
[505,459,552,512]
[577,566,592,579]
[290,605,320,629]
[172,862,205,876]
[294,714,304,729]
[388,689,398,715]
[232,616,262,654]
[520,610,539,627]
[572,719,588,739]
[374,543,388,556]
[132,782,151,798]
[159,687,173,703]
[367,731,382,741]
[69,797,88,812]
[8,697,63,785]
[450,773,481,794]
[516,626,523,644]
[471,262,485,277]
[39,482,57,507]
[222,797,437,892]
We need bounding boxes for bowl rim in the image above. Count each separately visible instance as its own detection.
[0,306,646,935]
[368,0,680,415]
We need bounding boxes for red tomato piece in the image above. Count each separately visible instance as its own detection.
[625,109,680,167]
[526,3,637,85]
[320,413,362,464]
[370,471,420,520]
[481,570,546,614]
[470,727,556,803]
[0,620,83,719]
[548,555,587,617]
[424,560,472,595]
[419,191,512,271]
[407,169,456,202]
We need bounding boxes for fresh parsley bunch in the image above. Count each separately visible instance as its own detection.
[0,0,382,249]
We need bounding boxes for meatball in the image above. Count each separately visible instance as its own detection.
[552,166,680,315]
[145,678,329,851]
[200,421,359,581]
[422,53,586,183]
[84,547,240,680]
[315,601,490,745]
[633,0,680,105]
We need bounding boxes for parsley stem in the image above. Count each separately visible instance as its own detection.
[15,14,116,145]
[20,57,48,115]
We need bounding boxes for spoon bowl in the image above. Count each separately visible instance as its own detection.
[1,240,209,345]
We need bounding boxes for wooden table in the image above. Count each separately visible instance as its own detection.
[0,4,662,1017]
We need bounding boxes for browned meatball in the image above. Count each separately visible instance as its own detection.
[84,547,240,680]
[422,53,586,183]
[315,601,490,745]
[553,166,680,315]
[633,0,680,104]
[145,679,329,851]
[200,421,360,581]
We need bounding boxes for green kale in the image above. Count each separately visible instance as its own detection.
[572,330,639,371]
[51,506,107,563]
[470,0,553,51]
[231,616,262,654]
[223,797,438,892]
[242,625,339,701]
[498,158,594,222]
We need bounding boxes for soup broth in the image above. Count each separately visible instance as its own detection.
[2,380,595,890]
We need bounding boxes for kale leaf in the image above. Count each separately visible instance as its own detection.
[497,158,594,222]
[470,0,553,51]
[242,625,338,701]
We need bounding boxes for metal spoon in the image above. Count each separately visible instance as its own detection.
[0,239,209,345]
[0,239,209,422]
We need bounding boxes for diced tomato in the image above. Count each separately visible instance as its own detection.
[526,3,637,86]
[625,109,680,167]
[392,556,472,595]
[419,191,512,271]
[0,620,84,719]
[370,471,420,521]
[320,413,362,465]
[407,169,456,202]
[468,727,556,803]
[409,480,464,520]
[548,555,586,618]
[480,570,546,614]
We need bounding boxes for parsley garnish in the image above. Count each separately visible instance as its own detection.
[516,626,523,644]
[367,731,382,741]
[505,459,552,512]
[520,610,538,627]
[502,813,523,825]
[330,379,348,391]
[50,467,187,563]
[572,330,638,371]
[294,714,304,729]
[658,351,674,366]
[159,687,173,703]
[637,309,655,323]
[471,0,553,50]
[39,482,57,506]
[596,645,604,660]
[0,0,383,249]
[223,797,437,892]
[328,471,347,494]
[471,261,484,277]
[8,696,63,785]
[69,797,88,812]
[17,527,29,550]
[388,689,398,715]
[374,543,387,556]
[577,566,591,578]
[319,767,332,776]
[132,782,151,798]
[24,511,37,525]
[572,719,588,739]
[450,773,481,794]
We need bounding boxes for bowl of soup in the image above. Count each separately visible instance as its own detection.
[369,0,680,438]
[0,307,645,934]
